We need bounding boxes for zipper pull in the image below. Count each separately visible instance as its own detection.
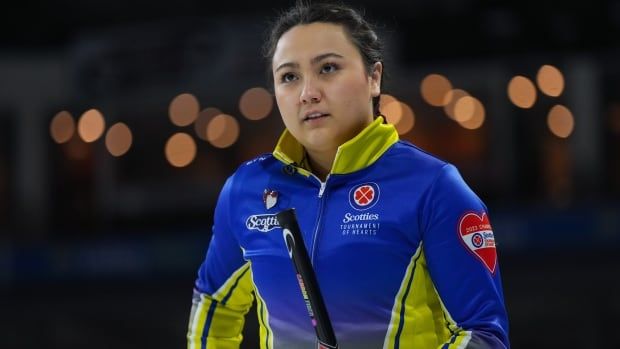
[318,174,332,198]
[318,181,326,198]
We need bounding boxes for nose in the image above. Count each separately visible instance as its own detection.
[299,78,321,104]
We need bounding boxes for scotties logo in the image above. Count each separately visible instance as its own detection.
[348,182,380,210]
[246,214,280,232]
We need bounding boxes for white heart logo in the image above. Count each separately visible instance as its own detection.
[265,195,277,209]
[263,189,278,210]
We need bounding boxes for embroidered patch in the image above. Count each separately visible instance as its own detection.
[246,214,280,233]
[263,189,278,210]
[348,182,380,211]
[458,212,497,273]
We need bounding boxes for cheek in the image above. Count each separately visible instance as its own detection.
[275,92,297,125]
[275,91,292,113]
[330,76,370,110]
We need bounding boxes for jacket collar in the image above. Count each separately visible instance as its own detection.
[273,116,399,177]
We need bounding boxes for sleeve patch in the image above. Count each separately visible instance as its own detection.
[457,211,497,274]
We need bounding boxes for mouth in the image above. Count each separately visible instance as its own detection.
[303,111,330,122]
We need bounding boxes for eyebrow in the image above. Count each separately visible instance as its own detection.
[274,53,344,73]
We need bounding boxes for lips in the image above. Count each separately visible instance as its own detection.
[303,111,330,122]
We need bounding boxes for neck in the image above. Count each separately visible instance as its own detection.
[305,148,336,181]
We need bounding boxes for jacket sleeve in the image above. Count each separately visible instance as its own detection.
[421,164,510,348]
[187,175,255,349]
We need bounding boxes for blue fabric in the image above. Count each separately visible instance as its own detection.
[194,140,510,348]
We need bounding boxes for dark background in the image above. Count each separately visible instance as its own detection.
[1,0,619,347]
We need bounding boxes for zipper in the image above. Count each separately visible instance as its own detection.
[318,180,327,198]
[310,174,330,264]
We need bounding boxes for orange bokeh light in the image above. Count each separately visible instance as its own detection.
[195,107,222,141]
[105,122,133,157]
[78,109,106,143]
[537,65,564,97]
[508,76,537,109]
[239,87,273,120]
[165,132,197,167]
[50,110,75,144]
[443,89,469,120]
[394,102,415,135]
[207,114,240,148]
[421,74,453,107]
[169,93,200,127]
[382,97,403,125]
[547,105,575,138]
[458,97,486,130]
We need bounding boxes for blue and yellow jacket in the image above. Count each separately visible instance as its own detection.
[187,117,510,348]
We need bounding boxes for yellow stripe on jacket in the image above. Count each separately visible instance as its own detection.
[187,262,254,349]
[383,244,472,348]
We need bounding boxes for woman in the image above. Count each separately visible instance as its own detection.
[187,2,510,348]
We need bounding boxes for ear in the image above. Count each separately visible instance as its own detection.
[369,62,383,98]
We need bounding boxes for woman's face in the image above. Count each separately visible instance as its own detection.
[272,22,382,155]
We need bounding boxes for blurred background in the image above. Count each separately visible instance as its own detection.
[1,0,619,347]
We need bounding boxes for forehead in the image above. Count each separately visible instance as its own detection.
[272,22,359,68]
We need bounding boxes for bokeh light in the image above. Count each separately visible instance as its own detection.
[169,93,200,127]
[443,89,469,119]
[379,94,398,112]
[195,107,222,141]
[239,87,273,120]
[394,102,415,135]
[547,104,575,138]
[50,110,75,144]
[78,108,106,143]
[207,114,240,148]
[165,132,197,167]
[105,122,133,157]
[382,97,403,125]
[457,97,486,130]
[537,64,564,97]
[454,96,476,122]
[508,76,537,108]
[421,74,453,107]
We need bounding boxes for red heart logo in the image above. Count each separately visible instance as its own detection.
[458,212,497,273]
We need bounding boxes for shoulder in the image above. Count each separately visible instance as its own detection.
[380,140,476,197]
[226,153,279,189]
[384,140,452,174]
[233,153,281,175]
[390,140,448,165]
[237,153,278,173]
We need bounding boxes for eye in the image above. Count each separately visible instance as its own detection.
[320,63,339,74]
[279,72,298,84]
